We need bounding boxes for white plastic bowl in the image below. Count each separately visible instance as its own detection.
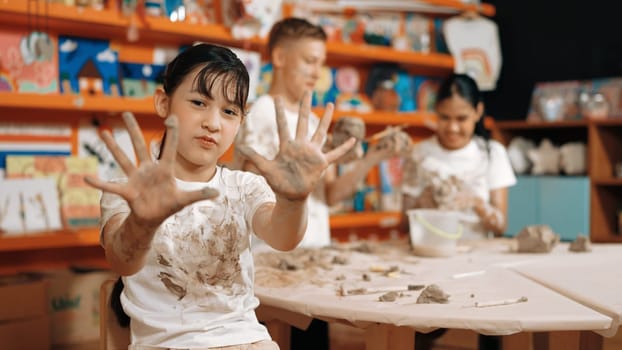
[407,209,478,257]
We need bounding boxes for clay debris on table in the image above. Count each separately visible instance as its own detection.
[416,284,450,304]
[569,234,592,252]
[515,225,560,253]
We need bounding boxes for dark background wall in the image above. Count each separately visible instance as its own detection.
[482,0,622,120]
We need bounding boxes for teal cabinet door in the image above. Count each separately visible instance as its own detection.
[505,176,538,237]
[505,176,590,241]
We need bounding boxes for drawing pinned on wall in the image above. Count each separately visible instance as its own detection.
[58,36,122,96]
[230,47,261,102]
[5,155,101,228]
[77,119,136,181]
[0,177,62,235]
[0,29,58,93]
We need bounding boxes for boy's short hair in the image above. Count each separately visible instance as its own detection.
[267,17,327,55]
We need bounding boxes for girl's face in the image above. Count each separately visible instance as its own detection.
[155,67,243,181]
[277,38,326,104]
[435,94,483,150]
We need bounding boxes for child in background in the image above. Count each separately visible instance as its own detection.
[234,17,409,350]
[85,43,354,350]
[401,73,516,350]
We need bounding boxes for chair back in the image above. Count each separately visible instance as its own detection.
[100,279,131,350]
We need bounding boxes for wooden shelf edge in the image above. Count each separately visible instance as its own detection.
[0,93,154,114]
[494,119,589,129]
[0,228,101,252]
[330,211,402,229]
[0,2,457,69]
[592,178,622,186]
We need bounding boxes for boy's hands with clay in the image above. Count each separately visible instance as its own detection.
[238,93,356,201]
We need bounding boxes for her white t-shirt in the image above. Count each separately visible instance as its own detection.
[402,136,516,239]
[100,166,275,348]
[234,94,331,248]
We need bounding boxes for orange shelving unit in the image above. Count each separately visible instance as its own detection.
[0,0,498,270]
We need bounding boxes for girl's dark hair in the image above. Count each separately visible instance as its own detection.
[436,73,491,144]
[158,43,250,158]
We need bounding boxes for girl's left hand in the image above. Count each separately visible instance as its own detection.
[237,93,356,201]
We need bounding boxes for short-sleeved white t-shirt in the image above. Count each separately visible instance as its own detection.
[100,166,275,348]
[234,94,331,248]
[402,136,516,239]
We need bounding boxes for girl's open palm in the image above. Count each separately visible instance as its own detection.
[238,94,356,201]
[84,112,219,229]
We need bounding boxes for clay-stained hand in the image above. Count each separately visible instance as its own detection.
[84,112,219,229]
[415,185,438,209]
[237,93,356,201]
[366,128,412,162]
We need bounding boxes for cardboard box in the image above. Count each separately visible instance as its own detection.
[0,315,51,350]
[0,275,47,322]
[42,269,115,345]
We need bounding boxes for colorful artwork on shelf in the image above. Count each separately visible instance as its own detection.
[58,36,122,96]
[334,66,372,112]
[120,62,165,98]
[230,47,261,102]
[255,62,273,98]
[413,76,441,112]
[0,177,63,235]
[0,29,58,94]
[5,156,101,228]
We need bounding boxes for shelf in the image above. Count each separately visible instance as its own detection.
[590,118,622,127]
[0,2,455,71]
[329,211,401,229]
[0,93,155,114]
[592,178,622,186]
[494,119,589,129]
[0,228,101,252]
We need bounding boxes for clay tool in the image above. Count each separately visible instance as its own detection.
[474,296,528,308]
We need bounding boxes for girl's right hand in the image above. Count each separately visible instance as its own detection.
[85,112,219,230]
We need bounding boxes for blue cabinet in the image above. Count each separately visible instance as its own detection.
[505,176,590,241]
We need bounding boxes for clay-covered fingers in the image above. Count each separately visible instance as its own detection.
[159,115,179,166]
[83,176,130,199]
[235,144,270,175]
[122,111,150,164]
[323,136,356,164]
[273,97,292,153]
[99,129,136,176]
[296,91,312,140]
[311,102,334,144]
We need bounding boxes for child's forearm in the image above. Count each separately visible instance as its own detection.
[105,213,158,276]
[255,196,307,251]
[473,200,506,236]
[326,155,378,205]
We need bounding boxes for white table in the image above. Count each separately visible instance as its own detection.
[253,240,616,350]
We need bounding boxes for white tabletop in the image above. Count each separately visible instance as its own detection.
[510,243,622,337]
[254,239,614,336]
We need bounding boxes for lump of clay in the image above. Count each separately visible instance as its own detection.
[326,117,366,163]
[416,284,450,304]
[569,234,592,252]
[516,225,560,253]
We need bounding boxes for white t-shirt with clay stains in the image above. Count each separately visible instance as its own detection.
[234,94,331,248]
[100,166,275,348]
[402,136,516,239]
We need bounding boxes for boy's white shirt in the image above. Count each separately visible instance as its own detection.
[235,94,331,249]
[100,166,275,348]
[402,136,516,239]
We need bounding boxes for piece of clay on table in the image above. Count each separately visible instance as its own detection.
[416,284,450,304]
[568,234,592,252]
[515,225,560,253]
